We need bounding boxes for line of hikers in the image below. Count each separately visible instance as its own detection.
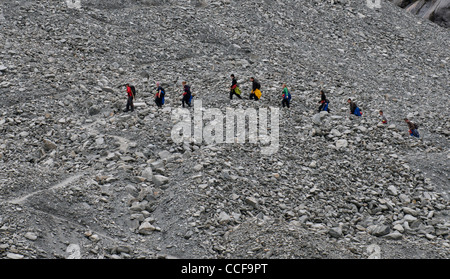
[123,77,420,138]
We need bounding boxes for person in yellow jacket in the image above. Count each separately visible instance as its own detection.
[249,77,261,100]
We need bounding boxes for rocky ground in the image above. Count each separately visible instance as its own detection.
[0,0,449,259]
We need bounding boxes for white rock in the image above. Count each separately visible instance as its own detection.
[158,150,171,160]
[357,126,367,132]
[24,232,38,241]
[387,185,398,196]
[7,253,24,259]
[66,244,81,259]
[393,224,404,233]
[218,211,231,224]
[336,139,348,149]
[138,221,156,235]
[331,129,342,137]
[141,167,153,181]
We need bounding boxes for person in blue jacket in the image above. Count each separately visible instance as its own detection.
[348,98,362,116]
[318,90,330,113]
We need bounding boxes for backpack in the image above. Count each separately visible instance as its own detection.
[130,85,136,97]
[284,91,291,101]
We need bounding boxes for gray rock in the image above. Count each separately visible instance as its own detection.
[142,167,153,181]
[43,139,57,151]
[387,185,398,196]
[218,211,231,224]
[7,253,24,259]
[384,231,403,240]
[402,207,419,216]
[24,232,38,241]
[368,225,391,237]
[66,244,81,259]
[335,139,348,149]
[328,227,343,238]
[152,175,169,187]
[311,113,322,125]
[158,150,171,160]
[88,106,101,116]
[245,197,258,208]
[138,221,156,235]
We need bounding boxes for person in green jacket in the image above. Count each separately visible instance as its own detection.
[281,84,291,108]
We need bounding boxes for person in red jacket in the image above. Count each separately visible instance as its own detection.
[124,83,135,112]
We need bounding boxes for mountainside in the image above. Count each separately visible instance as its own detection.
[0,0,449,259]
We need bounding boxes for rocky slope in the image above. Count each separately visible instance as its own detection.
[0,0,449,259]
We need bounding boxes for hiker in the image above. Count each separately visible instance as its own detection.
[318,90,330,113]
[249,77,261,100]
[155,82,165,108]
[348,98,362,116]
[281,84,291,108]
[124,83,135,112]
[379,110,387,124]
[404,118,420,138]
[229,74,242,100]
[182,81,192,108]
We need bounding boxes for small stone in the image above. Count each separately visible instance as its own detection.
[158,150,171,160]
[387,185,398,196]
[245,197,258,208]
[138,221,156,235]
[336,139,348,149]
[193,164,203,172]
[384,231,403,240]
[328,227,343,238]
[43,139,57,151]
[311,113,321,125]
[331,129,342,137]
[402,207,419,216]
[218,211,231,224]
[66,244,81,259]
[399,194,411,204]
[95,137,104,145]
[152,175,169,187]
[88,106,101,116]
[89,234,100,242]
[357,126,367,132]
[368,224,390,237]
[367,244,381,259]
[404,214,417,223]
[141,167,153,181]
[393,224,404,233]
[7,253,24,259]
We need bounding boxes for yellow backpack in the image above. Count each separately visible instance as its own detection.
[254,89,262,99]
